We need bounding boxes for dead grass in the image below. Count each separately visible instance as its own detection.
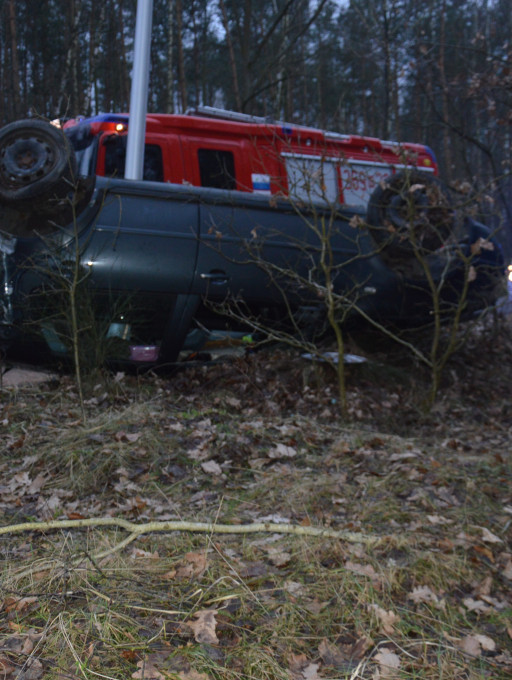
[0,323,511,679]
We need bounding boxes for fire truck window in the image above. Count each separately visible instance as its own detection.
[142,145,164,182]
[285,156,337,204]
[104,137,164,182]
[198,149,236,190]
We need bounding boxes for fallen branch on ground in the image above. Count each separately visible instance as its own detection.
[0,516,380,545]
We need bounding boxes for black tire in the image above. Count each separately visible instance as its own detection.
[0,119,77,203]
[367,169,456,264]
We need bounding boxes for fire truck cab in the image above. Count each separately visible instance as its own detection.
[63,106,437,210]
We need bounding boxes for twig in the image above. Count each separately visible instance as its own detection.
[0,516,380,545]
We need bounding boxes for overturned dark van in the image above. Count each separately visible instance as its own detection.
[0,107,505,365]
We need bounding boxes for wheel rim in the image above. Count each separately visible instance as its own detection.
[0,132,56,189]
[384,181,454,249]
[387,189,430,227]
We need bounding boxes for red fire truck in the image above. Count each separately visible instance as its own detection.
[63,105,438,210]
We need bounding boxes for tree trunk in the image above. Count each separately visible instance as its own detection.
[84,0,98,115]
[439,0,452,180]
[381,0,390,139]
[219,0,241,110]
[7,0,21,119]
[175,0,187,111]
[58,0,82,117]
[166,0,175,113]
[117,0,130,110]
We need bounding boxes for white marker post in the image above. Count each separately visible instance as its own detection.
[125,0,154,180]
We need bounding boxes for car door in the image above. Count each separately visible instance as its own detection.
[194,190,366,305]
[82,179,200,296]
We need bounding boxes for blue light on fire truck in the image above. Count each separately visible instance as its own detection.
[424,145,437,167]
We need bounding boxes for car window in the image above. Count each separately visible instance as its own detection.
[198,149,236,190]
[142,145,164,182]
[104,137,164,182]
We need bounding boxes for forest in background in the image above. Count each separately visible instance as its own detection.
[1,0,512,236]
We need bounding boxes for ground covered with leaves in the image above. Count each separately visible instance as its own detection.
[1,323,511,680]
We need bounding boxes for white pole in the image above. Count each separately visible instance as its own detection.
[125,0,154,180]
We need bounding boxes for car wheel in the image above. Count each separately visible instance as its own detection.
[367,170,457,268]
[0,119,77,203]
